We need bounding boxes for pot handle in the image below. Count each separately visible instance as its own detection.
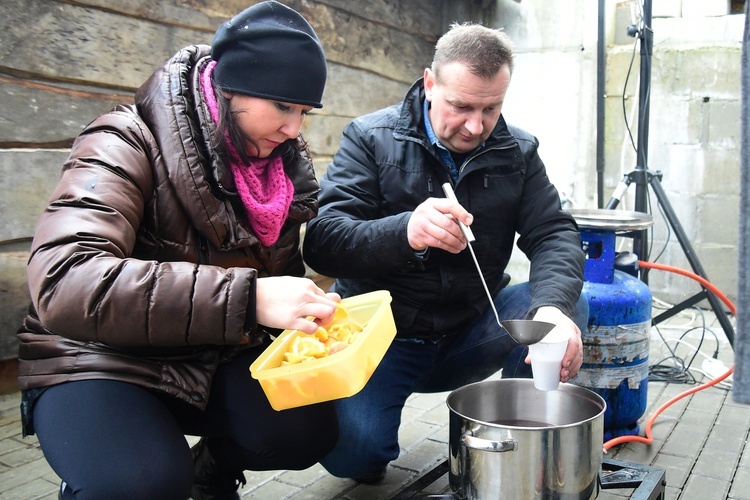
[461,432,518,453]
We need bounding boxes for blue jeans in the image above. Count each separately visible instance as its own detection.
[320,282,589,478]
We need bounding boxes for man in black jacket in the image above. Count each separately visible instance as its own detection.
[303,22,588,483]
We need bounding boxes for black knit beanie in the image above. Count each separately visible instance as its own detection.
[211,1,327,108]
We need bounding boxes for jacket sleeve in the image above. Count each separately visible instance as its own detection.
[26,108,256,347]
[512,130,584,318]
[303,120,422,278]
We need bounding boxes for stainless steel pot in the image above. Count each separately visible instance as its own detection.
[447,379,606,499]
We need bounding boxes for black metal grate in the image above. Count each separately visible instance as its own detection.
[388,457,666,500]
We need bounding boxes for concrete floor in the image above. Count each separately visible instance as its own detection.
[0,306,747,499]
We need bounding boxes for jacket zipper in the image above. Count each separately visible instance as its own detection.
[441,143,518,195]
[458,143,517,177]
[197,235,209,265]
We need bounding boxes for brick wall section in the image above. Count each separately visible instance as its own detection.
[0,0,489,360]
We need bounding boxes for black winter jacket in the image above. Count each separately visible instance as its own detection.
[303,79,584,338]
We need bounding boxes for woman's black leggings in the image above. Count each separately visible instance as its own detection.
[32,348,338,500]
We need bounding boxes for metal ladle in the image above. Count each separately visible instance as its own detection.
[500,320,556,345]
[440,184,557,347]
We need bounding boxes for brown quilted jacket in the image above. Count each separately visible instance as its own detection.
[16,45,320,409]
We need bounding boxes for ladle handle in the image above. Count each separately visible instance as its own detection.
[442,183,475,242]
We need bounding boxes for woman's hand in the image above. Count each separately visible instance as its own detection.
[255,276,341,334]
[529,306,583,383]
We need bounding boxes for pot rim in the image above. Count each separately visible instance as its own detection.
[446,378,607,430]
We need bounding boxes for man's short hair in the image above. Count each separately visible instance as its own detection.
[432,23,515,81]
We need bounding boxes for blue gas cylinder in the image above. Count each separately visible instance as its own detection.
[568,210,653,442]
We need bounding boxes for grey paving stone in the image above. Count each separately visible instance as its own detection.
[274,463,329,488]
[404,391,450,411]
[715,402,750,427]
[0,435,25,456]
[682,474,730,500]
[0,457,59,492]
[0,393,21,413]
[420,473,450,495]
[704,423,750,455]
[391,438,446,472]
[660,410,714,457]
[285,473,356,500]
[399,404,424,426]
[1,476,59,499]
[397,419,442,450]
[740,447,750,469]
[646,386,691,418]
[663,484,682,500]
[609,438,664,465]
[694,447,742,482]
[690,389,729,415]
[653,452,694,489]
[419,402,451,426]
[240,478,300,499]
[648,412,681,441]
[238,468,281,493]
[728,465,750,500]
[0,421,24,440]
[284,481,349,500]
[342,466,413,500]
[595,490,632,499]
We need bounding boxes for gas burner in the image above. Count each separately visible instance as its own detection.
[388,457,666,500]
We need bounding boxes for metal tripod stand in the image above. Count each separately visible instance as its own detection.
[603,0,735,346]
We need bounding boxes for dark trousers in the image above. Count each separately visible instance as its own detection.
[32,348,338,499]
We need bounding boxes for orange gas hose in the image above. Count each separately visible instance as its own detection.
[602,260,736,452]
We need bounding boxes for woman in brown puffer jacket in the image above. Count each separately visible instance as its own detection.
[16,2,337,499]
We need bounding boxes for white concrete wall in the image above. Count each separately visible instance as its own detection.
[486,0,742,310]
[483,0,600,285]
[491,0,600,206]
[607,5,743,308]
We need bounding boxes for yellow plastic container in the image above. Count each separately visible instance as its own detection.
[249,290,396,411]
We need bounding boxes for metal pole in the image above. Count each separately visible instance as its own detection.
[632,0,653,264]
[597,0,606,208]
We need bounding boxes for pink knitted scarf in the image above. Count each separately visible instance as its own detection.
[200,60,293,247]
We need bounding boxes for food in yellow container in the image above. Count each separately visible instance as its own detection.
[281,304,363,365]
[249,290,396,411]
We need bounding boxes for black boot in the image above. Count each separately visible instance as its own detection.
[191,438,247,500]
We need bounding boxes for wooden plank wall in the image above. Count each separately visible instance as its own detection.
[0,0,483,361]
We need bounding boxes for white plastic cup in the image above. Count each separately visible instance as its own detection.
[528,331,569,391]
